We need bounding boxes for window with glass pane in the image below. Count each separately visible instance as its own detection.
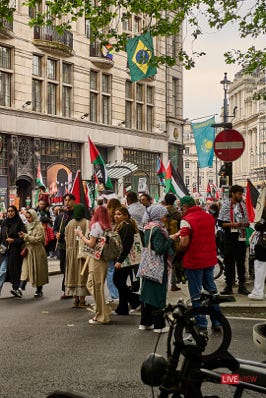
[32,55,42,76]
[133,17,141,33]
[147,86,153,104]
[125,101,132,128]
[0,72,11,106]
[122,14,132,31]
[0,46,11,69]
[172,77,178,117]
[147,105,153,132]
[185,161,189,168]
[125,80,132,99]
[136,84,143,101]
[136,103,143,130]
[102,74,110,93]
[185,147,189,154]
[47,83,56,114]
[32,79,42,112]
[63,63,71,84]
[90,70,98,90]
[47,59,57,80]
[90,92,97,122]
[85,19,90,38]
[185,176,190,186]
[62,86,71,117]
[102,95,110,124]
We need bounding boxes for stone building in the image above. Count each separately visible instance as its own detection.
[0,2,184,208]
[228,70,266,188]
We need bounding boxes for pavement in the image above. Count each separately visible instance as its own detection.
[48,259,266,315]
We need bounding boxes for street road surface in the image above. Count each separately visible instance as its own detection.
[0,275,265,398]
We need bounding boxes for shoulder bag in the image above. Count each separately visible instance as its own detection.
[254,232,266,261]
[121,232,143,268]
[136,227,165,284]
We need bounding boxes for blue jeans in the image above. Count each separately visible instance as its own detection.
[0,255,8,293]
[185,267,221,328]
[106,261,119,299]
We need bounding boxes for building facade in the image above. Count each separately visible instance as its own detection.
[228,70,266,188]
[0,2,184,209]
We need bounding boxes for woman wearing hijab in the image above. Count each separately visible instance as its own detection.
[16,209,49,298]
[0,205,26,296]
[65,204,89,308]
[139,205,175,333]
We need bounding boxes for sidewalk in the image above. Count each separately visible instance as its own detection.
[48,260,266,314]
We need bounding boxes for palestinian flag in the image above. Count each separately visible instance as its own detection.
[36,161,44,187]
[88,136,113,190]
[71,170,89,216]
[254,186,266,222]
[165,160,189,198]
[246,179,259,222]
[156,156,166,186]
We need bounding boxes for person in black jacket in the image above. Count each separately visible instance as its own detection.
[0,205,26,296]
[113,207,140,315]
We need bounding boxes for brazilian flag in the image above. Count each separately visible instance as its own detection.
[126,32,157,82]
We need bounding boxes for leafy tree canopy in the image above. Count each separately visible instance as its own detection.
[1,0,265,73]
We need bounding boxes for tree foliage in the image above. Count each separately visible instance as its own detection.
[1,0,265,72]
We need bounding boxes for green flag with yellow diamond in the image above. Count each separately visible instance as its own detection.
[126,32,157,82]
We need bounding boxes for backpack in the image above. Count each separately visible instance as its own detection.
[101,230,123,261]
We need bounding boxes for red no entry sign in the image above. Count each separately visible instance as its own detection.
[214,129,245,161]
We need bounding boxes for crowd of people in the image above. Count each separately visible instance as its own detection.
[0,184,265,335]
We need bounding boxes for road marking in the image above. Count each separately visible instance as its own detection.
[226,316,266,321]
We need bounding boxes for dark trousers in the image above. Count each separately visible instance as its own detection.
[224,235,246,288]
[140,303,165,329]
[59,249,66,292]
[113,266,140,315]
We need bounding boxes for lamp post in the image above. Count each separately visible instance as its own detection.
[220,72,233,186]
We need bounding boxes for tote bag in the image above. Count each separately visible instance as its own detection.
[136,227,165,284]
[121,232,143,268]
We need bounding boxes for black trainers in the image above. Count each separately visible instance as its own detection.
[238,286,250,295]
[34,291,43,298]
[11,288,23,298]
[220,287,233,295]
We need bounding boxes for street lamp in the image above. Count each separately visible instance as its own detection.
[220,72,233,186]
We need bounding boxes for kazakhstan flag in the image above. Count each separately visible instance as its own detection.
[192,116,215,168]
[126,32,157,82]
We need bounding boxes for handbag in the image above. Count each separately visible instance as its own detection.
[0,244,7,254]
[20,247,28,257]
[136,228,165,284]
[78,235,106,260]
[121,233,143,268]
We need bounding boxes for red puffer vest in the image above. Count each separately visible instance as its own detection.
[182,206,217,269]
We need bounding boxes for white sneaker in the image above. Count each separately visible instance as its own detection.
[248,293,264,300]
[138,324,154,331]
[154,326,170,333]
[129,305,141,314]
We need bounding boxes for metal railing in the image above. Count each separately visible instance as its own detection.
[33,26,73,49]
[0,18,13,32]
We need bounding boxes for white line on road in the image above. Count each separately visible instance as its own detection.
[226,316,266,321]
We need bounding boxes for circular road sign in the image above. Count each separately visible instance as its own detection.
[214,129,245,162]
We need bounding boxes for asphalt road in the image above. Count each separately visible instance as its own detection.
[0,275,265,398]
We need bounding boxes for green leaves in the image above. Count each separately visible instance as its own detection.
[0,0,263,72]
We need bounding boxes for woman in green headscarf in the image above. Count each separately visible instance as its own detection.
[17,209,49,298]
[65,204,89,308]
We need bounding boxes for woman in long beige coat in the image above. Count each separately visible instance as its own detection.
[65,204,89,308]
[16,209,48,298]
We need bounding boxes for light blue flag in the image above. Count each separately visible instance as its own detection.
[192,116,215,168]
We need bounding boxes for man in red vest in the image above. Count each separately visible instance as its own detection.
[173,195,221,335]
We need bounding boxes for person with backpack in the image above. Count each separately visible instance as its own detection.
[164,193,184,291]
[75,205,113,324]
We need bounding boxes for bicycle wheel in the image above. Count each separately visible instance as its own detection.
[174,306,231,361]
[213,257,224,280]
